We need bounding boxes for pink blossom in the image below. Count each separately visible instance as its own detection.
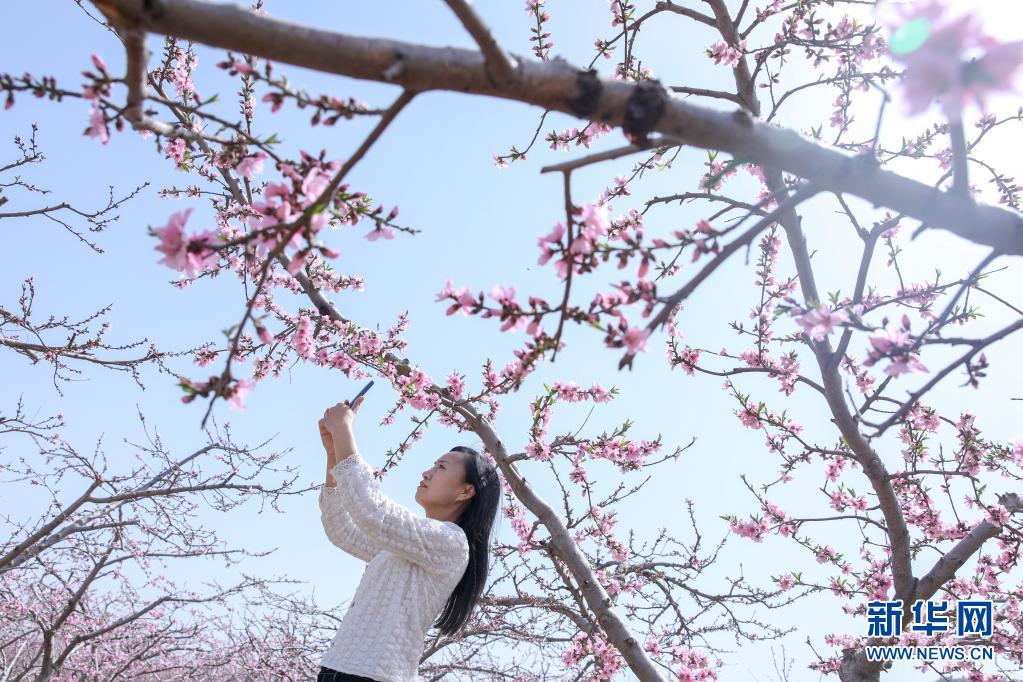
[1012,438,1023,467]
[165,138,186,163]
[738,403,762,429]
[729,517,768,542]
[170,47,198,97]
[569,235,594,255]
[365,225,395,241]
[633,257,649,281]
[590,381,612,403]
[868,326,910,354]
[227,378,255,410]
[825,458,847,481]
[300,167,331,204]
[445,373,465,399]
[309,211,329,234]
[886,1,1023,117]
[578,202,610,237]
[565,203,609,256]
[286,251,307,274]
[695,219,717,235]
[778,573,795,591]
[436,279,476,315]
[262,92,284,113]
[537,221,566,245]
[986,504,1010,527]
[489,284,516,305]
[622,326,650,354]
[794,304,850,341]
[85,102,109,144]
[553,257,570,280]
[708,39,746,67]
[235,151,268,179]
[152,208,220,277]
[265,182,290,201]
[866,326,929,377]
[909,403,941,432]
[291,316,314,359]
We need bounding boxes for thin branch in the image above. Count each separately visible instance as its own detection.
[441,0,517,87]
[540,136,682,174]
[621,183,821,369]
[870,317,1023,436]
[669,85,745,106]
[653,1,716,27]
[0,446,213,572]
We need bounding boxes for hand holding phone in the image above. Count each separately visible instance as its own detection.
[323,380,374,436]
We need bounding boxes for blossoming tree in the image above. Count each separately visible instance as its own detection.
[3,0,1023,680]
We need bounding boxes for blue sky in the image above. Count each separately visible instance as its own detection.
[3,1,1022,680]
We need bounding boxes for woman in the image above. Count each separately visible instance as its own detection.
[315,394,501,682]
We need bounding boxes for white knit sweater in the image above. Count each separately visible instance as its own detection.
[318,449,470,682]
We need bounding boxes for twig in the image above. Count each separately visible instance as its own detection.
[441,0,517,87]
[620,183,821,369]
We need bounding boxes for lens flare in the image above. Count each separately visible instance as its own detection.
[890,18,932,55]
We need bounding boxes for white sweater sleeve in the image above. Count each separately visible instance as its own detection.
[330,450,468,573]
[319,485,381,563]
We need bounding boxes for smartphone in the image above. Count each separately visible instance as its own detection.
[350,380,374,405]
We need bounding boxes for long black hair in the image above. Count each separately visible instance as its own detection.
[433,445,501,635]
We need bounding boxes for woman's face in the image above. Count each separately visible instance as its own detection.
[415,451,472,509]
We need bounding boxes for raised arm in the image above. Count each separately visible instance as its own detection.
[317,416,381,563]
[319,485,381,563]
[330,450,468,573]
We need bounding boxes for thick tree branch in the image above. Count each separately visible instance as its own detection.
[121,24,181,136]
[705,0,759,115]
[88,0,1023,256]
[914,493,1023,602]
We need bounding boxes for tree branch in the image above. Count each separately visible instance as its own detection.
[87,0,1023,256]
[914,493,1023,601]
[441,0,517,87]
[619,183,821,370]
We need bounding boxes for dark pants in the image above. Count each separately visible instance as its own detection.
[316,666,379,682]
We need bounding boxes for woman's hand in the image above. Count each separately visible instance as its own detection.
[318,419,335,457]
[322,395,365,437]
